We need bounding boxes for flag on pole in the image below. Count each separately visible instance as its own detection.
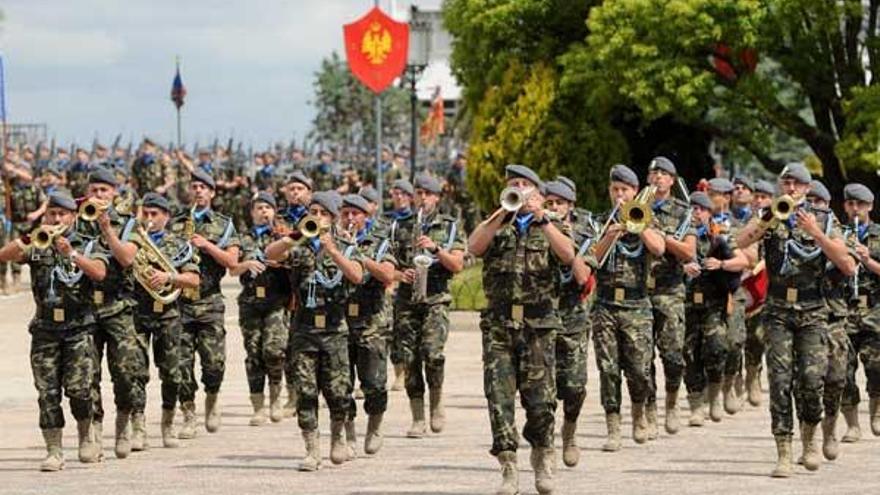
[0,53,7,122]
[170,58,186,109]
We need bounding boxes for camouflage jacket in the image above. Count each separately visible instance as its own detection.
[848,220,880,310]
[77,209,138,318]
[390,208,465,303]
[130,154,168,197]
[311,166,336,192]
[10,181,46,223]
[593,209,652,309]
[170,208,239,302]
[347,227,397,329]
[24,228,110,333]
[687,224,737,307]
[65,161,91,199]
[132,229,200,319]
[648,197,694,291]
[559,214,596,312]
[237,225,290,308]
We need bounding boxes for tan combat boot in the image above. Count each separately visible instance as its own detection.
[644,401,658,441]
[631,402,648,444]
[734,372,745,402]
[722,375,740,415]
[429,387,446,433]
[345,420,358,460]
[283,386,298,418]
[130,412,148,451]
[821,413,839,461]
[801,422,821,471]
[688,392,705,427]
[771,435,793,478]
[249,393,268,426]
[391,363,406,392]
[870,398,880,436]
[299,430,321,471]
[495,451,519,495]
[561,419,580,467]
[205,392,221,433]
[161,408,180,448]
[530,447,555,495]
[40,428,64,472]
[114,411,131,459]
[841,405,861,443]
[268,384,283,423]
[665,390,680,434]
[364,413,384,455]
[707,382,723,422]
[92,420,105,461]
[745,365,762,407]
[77,420,101,463]
[330,420,348,465]
[406,398,427,438]
[178,401,198,439]
[602,413,621,452]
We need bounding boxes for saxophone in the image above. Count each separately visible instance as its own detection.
[411,208,432,302]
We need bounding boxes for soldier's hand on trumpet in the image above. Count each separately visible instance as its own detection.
[54,236,73,257]
[97,209,113,234]
[147,270,173,291]
[238,259,267,277]
[796,209,820,238]
[190,234,209,249]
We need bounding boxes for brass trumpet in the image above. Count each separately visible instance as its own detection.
[79,197,111,222]
[297,214,327,239]
[499,186,531,213]
[619,185,657,234]
[30,224,68,250]
[770,194,800,222]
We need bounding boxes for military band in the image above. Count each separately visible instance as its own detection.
[5,140,880,493]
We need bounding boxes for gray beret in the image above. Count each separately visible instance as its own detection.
[505,164,543,188]
[808,180,830,202]
[358,186,380,204]
[609,164,639,188]
[44,164,63,178]
[197,148,212,155]
[141,192,171,213]
[556,175,576,193]
[544,180,576,203]
[780,162,812,184]
[690,191,713,210]
[310,191,339,217]
[708,178,734,194]
[328,190,343,208]
[733,176,754,191]
[754,179,775,195]
[251,191,277,209]
[88,166,119,187]
[414,173,443,194]
[392,179,414,196]
[47,191,77,211]
[648,156,677,176]
[191,168,216,189]
[844,183,874,203]
[286,171,313,190]
[342,194,371,214]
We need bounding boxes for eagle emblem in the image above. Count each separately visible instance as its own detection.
[361,21,392,65]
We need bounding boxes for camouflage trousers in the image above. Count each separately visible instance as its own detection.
[395,300,449,399]
[132,313,182,411]
[480,310,557,455]
[290,330,351,432]
[842,306,880,407]
[30,328,96,429]
[347,323,389,419]
[815,316,850,418]
[648,288,686,402]
[744,309,766,370]
[724,292,747,378]
[239,304,288,394]
[0,222,29,276]
[556,305,589,422]
[179,294,227,402]
[683,302,728,394]
[765,303,829,436]
[91,308,144,421]
[592,302,653,414]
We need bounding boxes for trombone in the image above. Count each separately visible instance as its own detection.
[592,185,658,268]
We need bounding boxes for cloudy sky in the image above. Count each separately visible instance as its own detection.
[0,0,439,148]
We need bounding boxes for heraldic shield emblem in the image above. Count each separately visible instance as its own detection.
[344,7,410,94]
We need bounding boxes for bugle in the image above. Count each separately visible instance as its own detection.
[79,198,111,222]
[30,224,67,250]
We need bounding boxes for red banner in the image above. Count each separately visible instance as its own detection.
[343,7,409,94]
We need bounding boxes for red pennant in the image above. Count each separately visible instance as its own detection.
[343,7,409,94]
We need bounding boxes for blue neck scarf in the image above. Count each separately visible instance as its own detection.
[193,207,210,223]
[393,208,412,220]
[712,212,729,225]
[309,237,321,253]
[198,162,213,175]
[260,164,275,177]
[733,206,751,222]
[149,230,165,244]
[652,199,667,212]
[283,205,306,223]
[142,154,155,166]
[365,217,374,233]
[252,224,271,238]
[696,224,708,238]
[514,213,534,237]
[319,164,330,174]
[858,222,869,242]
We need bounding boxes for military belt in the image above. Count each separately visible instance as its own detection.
[299,308,344,329]
[496,302,554,322]
[597,286,646,303]
[849,289,879,310]
[768,285,822,304]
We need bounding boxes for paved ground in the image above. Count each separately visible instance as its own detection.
[1,274,880,494]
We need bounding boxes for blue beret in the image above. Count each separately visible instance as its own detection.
[88,165,119,187]
[780,162,811,184]
[708,178,734,194]
[733,176,754,191]
[191,168,216,189]
[342,194,371,214]
[754,179,775,195]
[844,183,874,203]
[286,171,313,190]
[609,164,639,188]
[414,173,443,194]
[544,180,576,203]
[808,180,830,202]
[141,192,171,213]
[47,191,77,211]
[310,191,339,217]
[648,156,677,176]
[251,191,277,209]
[358,186,380,204]
[505,164,543,188]
[392,179,414,196]
[690,191,713,210]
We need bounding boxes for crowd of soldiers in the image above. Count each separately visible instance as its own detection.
[1,137,879,495]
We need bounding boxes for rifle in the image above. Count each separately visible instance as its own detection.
[226,137,234,156]
[112,133,122,152]
[49,137,56,158]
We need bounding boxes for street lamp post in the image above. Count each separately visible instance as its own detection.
[405,5,431,182]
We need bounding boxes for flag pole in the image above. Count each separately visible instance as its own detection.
[373,0,383,214]
[175,56,182,150]
[0,54,11,229]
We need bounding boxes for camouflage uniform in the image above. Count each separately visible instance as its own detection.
[25,230,109,429]
[3,180,46,277]
[78,213,144,423]
[744,244,766,373]
[130,230,199,412]
[646,197,692,406]
[346,227,396,419]
[170,209,239,403]
[842,222,880,409]
[238,225,290,394]
[592,216,654,415]
[442,166,477,233]
[311,165,336,192]
[287,235,363,432]
[392,209,465,402]
[762,204,839,437]
[65,161,91,199]
[130,154,169,198]
[278,204,311,390]
[816,258,851,420]
[478,216,568,455]
[720,214,748,383]
[386,209,415,369]
[216,161,251,234]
